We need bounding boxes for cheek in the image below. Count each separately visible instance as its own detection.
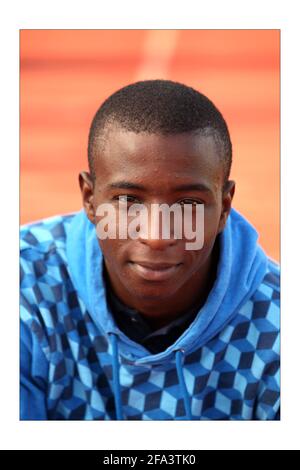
[203,204,222,238]
[98,237,130,270]
[99,239,119,266]
[182,207,221,267]
[183,238,213,267]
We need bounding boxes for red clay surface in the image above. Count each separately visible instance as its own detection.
[20,30,279,261]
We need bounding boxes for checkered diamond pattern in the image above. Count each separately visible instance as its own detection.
[20,214,280,420]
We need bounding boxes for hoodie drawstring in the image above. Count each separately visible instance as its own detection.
[109,334,192,420]
[175,349,193,420]
[110,333,124,420]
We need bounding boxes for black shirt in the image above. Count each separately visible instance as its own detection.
[105,281,200,354]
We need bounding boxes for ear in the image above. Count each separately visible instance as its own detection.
[79,171,96,224]
[217,180,235,234]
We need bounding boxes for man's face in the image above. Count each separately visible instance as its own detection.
[81,126,234,302]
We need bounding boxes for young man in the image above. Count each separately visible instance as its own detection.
[20,80,280,420]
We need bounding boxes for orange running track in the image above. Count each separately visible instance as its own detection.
[20,30,279,261]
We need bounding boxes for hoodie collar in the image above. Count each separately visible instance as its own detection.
[66,208,267,366]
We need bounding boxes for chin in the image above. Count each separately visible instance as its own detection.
[125,282,177,302]
[118,262,188,302]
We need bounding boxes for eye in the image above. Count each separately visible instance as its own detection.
[115,195,140,204]
[178,199,204,207]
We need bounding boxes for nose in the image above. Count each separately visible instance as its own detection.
[136,210,178,250]
[138,235,177,250]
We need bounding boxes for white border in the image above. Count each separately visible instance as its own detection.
[1,0,298,451]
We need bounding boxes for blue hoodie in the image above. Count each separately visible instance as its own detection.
[20,208,280,420]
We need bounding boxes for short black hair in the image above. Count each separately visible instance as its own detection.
[88,79,232,183]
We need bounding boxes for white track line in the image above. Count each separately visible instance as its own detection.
[135,30,179,81]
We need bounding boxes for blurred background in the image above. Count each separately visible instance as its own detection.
[20,30,280,261]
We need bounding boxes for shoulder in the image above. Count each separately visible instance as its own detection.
[262,257,280,291]
[233,257,280,354]
[243,257,280,322]
[253,258,280,305]
[20,213,77,308]
[20,213,76,254]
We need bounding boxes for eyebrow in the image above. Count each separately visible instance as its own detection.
[107,181,213,193]
[172,183,212,193]
[107,181,146,191]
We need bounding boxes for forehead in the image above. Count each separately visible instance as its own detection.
[94,127,223,190]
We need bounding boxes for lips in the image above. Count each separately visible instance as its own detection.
[129,260,182,281]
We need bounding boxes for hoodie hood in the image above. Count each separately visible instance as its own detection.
[66,208,268,367]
